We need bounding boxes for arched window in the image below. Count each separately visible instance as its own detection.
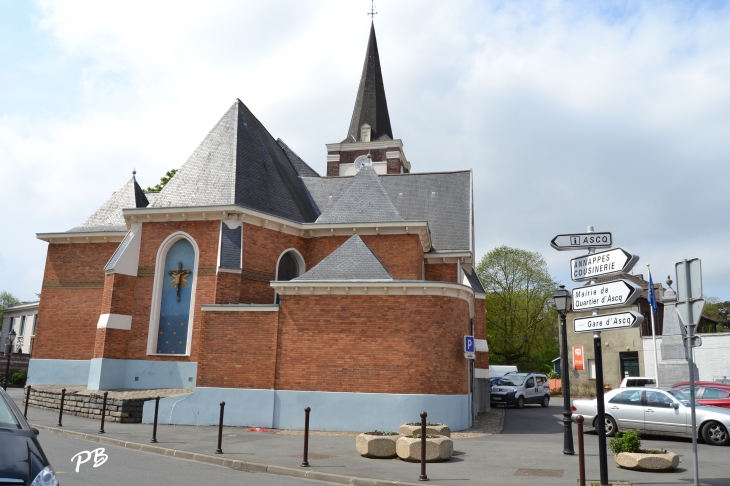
[148,234,199,356]
[275,249,305,304]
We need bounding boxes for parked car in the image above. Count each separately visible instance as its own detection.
[618,377,656,388]
[671,381,730,389]
[0,387,59,485]
[572,387,730,446]
[491,372,550,409]
[675,386,730,410]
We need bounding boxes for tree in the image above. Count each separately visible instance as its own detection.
[476,246,559,371]
[146,169,178,193]
[0,291,21,325]
[703,297,730,332]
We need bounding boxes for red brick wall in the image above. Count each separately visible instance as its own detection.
[100,274,136,315]
[215,272,240,304]
[93,328,129,359]
[33,243,119,360]
[474,298,489,369]
[196,310,279,388]
[425,263,458,282]
[274,295,470,394]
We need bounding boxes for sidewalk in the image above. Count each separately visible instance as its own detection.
[9,388,730,486]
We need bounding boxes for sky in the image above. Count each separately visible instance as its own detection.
[1,0,729,302]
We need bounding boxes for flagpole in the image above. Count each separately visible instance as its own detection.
[647,264,660,387]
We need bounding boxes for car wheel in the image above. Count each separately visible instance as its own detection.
[541,395,550,408]
[516,396,525,409]
[604,416,618,437]
[702,421,730,446]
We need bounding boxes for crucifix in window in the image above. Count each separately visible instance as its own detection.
[168,261,190,302]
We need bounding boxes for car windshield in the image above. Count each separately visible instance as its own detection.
[0,393,21,429]
[497,376,526,386]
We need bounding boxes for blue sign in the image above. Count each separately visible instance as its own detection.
[464,335,475,353]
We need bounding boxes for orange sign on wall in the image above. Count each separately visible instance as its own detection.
[573,346,585,371]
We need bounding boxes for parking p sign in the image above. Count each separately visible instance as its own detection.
[464,335,475,353]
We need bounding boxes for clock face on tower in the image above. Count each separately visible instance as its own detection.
[356,156,372,169]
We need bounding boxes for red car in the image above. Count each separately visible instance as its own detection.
[674,385,730,409]
[671,381,730,389]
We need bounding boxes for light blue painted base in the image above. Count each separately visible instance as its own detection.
[26,358,197,390]
[27,359,90,386]
[143,387,471,432]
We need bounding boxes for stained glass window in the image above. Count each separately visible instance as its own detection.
[156,238,194,355]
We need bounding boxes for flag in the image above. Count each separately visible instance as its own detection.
[648,271,658,316]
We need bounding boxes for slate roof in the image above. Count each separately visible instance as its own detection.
[463,267,486,294]
[345,23,393,143]
[294,235,393,281]
[277,138,320,178]
[315,165,403,224]
[69,178,139,232]
[151,99,319,223]
[302,170,471,251]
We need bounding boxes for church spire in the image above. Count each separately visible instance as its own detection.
[346,22,393,143]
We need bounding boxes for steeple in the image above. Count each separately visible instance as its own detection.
[346,22,393,143]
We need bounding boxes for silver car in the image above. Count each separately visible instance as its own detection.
[572,387,730,446]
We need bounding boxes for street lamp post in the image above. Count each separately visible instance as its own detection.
[554,285,574,455]
[3,329,17,391]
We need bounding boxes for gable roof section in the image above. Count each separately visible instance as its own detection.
[302,170,471,251]
[345,22,393,143]
[315,165,403,224]
[151,99,319,222]
[463,267,486,294]
[277,138,320,178]
[69,178,138,232]
[294,234,392,281]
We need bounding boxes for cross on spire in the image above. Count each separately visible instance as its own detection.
[368,0,377,19]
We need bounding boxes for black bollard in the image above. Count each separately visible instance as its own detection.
[24,385,31,419]
[215,401,225,454]
[57,388,66,427]
[576,415,586,486]
[150,396,160,443]
[419,411,429,481]
[99,392,108,434]
[301,407,311,467]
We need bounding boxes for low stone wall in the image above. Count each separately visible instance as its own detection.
[24,385,192,424]
[1,353,30,376]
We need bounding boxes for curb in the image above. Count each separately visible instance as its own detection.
[32,424,425,486]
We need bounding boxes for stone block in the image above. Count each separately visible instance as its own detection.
[355,433,400,458]
[398,423,451,437]
[614,451,679,471]
[396,436,453,462]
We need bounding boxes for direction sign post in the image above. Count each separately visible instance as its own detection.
[573,311,644,333]
[675,259,703,486]
[572,280,643,312]
[570,248,639,282]
[551,232,612,251]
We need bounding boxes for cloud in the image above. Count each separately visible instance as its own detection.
[1,0,729,300]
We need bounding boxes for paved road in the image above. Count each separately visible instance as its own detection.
[39,430,333,486]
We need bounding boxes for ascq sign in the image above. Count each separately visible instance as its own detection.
[570,248,638,282]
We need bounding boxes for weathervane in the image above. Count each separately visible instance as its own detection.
[368,0,377,19]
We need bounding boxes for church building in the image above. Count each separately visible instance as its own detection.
[30,23,488,431]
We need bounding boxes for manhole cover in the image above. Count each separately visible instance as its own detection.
[514,469,564,478]
[293,453,336,460]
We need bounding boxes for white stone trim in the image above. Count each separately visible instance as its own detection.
[217,267,242,274]
[146,231,200,357]
[475,368,489,379]
[475,339,489,352]
[327,154,340,162]
[97,313,133,330]
[104,223,143,276]
[201,304,280,312]
[325,139,403,152]
[386,151,401,159]
[37,231,128,244]
[272,280,476,317]
[424,251,472,264]
[121,206,434,252]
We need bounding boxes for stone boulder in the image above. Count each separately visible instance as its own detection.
[396,436,453,462]
[356,433,400,458]
[398,423,451,438]
[614,451,679,471]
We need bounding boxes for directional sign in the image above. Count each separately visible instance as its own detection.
[464,335,475,353]
[676,259,702,301]
[574,311,644,333]
[676,300,706,327]
[570,248,639,282]
[551,232,612,251]
[572,279,643,311]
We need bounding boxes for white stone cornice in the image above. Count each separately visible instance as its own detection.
[201,304,280,312]
[36,231,128,244]
[326,139,403,152]
[424,251,473,264]
[271,280,476,317]
[121,205,433,251]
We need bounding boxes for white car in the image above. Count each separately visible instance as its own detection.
[618,376,656,388]
[490,372,551,409]
[572,387,730,446]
